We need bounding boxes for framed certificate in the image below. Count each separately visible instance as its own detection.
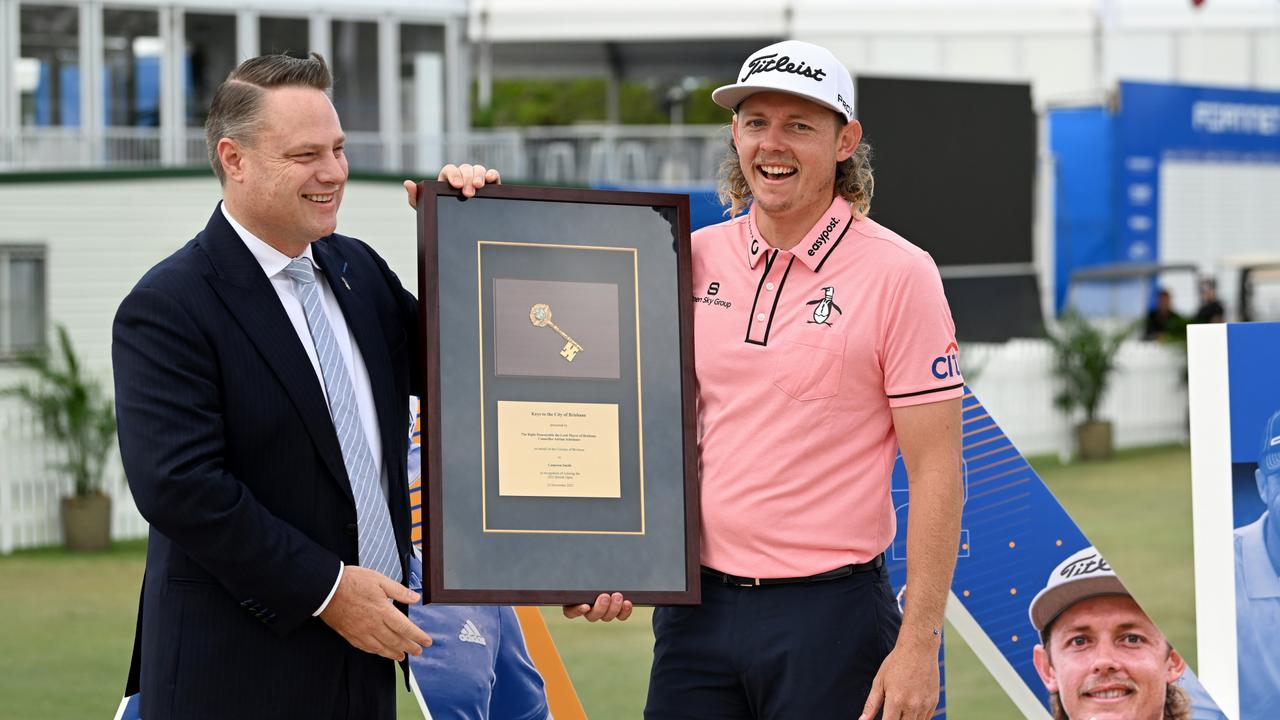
[416,182,699,605]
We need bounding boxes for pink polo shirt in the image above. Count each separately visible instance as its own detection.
[692,197,963,578]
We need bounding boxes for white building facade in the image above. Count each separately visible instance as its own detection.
[0,0,470,173]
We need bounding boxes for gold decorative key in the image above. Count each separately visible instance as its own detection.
[529,303,583,361]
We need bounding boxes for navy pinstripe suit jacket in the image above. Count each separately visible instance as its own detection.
[112,205,419,718]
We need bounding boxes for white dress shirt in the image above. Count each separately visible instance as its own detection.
[221,202,387,616]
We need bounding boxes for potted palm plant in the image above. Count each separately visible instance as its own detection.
[1046,311,1130,461]
[3,325,117,550]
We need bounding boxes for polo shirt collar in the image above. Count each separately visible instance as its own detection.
[1240,513,1280,600]
[744,197,853,273]
[221,201,321,278]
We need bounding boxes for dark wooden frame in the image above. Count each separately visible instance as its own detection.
[416,181,699,605]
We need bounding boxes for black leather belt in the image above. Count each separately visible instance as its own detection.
[701,554,884,588]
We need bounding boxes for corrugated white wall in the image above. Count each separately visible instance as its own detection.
[0,175,424,551]
[0,175,420,390]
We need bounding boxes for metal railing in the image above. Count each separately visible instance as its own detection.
[1,125,732,185]
[0,127,170,170]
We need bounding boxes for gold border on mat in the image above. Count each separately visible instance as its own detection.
[477,240,646,535]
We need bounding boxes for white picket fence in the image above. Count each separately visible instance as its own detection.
[0,404,147,554]
[0,339,1189,555]
[962,339,1189,460]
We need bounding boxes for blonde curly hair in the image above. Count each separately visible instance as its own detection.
[715,119,875,219]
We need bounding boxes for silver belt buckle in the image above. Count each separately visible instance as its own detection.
[734,577,761,588]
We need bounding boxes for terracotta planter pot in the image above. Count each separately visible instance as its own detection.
[1075,420,1114,461]
[61,492,112,551]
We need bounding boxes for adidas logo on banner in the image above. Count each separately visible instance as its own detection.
[458,619,487,646]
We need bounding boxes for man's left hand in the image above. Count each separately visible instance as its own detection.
[858,628,941,720]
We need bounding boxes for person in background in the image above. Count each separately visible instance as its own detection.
[1193,278,1225,324]
[1144,288,1185,340]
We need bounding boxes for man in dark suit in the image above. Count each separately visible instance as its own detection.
[112,53,494,718]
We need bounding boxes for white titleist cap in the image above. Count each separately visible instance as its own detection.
[1028,545,1130,635]
[712,40,856,122]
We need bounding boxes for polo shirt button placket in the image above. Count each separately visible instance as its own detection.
[745,248,795,346]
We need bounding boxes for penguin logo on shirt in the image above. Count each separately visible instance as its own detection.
[806,287,842,326]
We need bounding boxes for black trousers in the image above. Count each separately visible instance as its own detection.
[645,564,901,720]
[329,650,396,720]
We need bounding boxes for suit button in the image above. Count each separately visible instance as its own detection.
[345,523,358,536]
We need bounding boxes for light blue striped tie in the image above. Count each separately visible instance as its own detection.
[286,258,401,582]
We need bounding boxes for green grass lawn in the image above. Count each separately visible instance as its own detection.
[0,444,1199,719]
[0,541,146,719]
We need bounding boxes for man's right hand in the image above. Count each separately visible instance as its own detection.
[403,164,502,208]
[319,565,432,661]
[562,592,634,622]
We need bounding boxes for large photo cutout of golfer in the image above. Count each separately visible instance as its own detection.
[916,388,1226,719]
[1029,547,1202,720]
[1188,321,1280,719]
[1230,407,1280,715]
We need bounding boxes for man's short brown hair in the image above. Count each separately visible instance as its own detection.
[204,53,333,185]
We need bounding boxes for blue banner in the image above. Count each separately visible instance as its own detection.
[1115,82,1280,268]
[1050,81,1280,309]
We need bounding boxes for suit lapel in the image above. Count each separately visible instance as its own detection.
[196,207,353,504]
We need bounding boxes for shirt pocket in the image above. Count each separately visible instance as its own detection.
[772,337,845,401]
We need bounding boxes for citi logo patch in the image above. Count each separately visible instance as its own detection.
[931,342,961,380]
[807,217,841,257]
[458,619,487,646]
